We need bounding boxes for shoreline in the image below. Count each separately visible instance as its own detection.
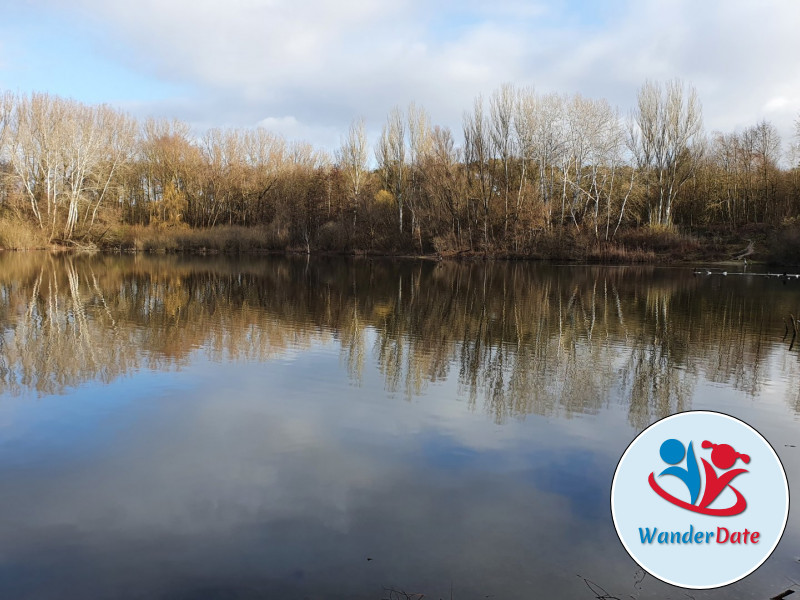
[0,245,774,267]
[1,222,795,265]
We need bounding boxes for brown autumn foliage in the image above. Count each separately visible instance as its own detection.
[1,86,799,261]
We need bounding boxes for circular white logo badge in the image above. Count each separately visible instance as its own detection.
[611,411,789,589]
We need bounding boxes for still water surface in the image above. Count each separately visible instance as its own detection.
[0,254,798,599]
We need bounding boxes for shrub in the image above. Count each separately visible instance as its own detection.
[0,217,48,249]
[767,227,800,266]
[315,222,349,252]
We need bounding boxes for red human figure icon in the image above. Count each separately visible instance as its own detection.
[698,441,750,511]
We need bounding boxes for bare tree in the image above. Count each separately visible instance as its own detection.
[749,119,781,222]
[7,93,68,235]
[513,87,535,230]
[711,131,742,227]
[240,127,287,224]
[532,92,566,227]
[629,79,703,227]
[336,117,368,226]
[796,114,800,145]
[579,99,624,239]
[490,84,515,236]
[423,125,463,247]
[564,94,588,228]
[61,102,105,239]
[376,107,406,233]
[789,116,800,167]
[463,95,493,249]
[0,92,13,211]
[407,102,432,248]
[86,106,136,231]
[0,92,11,151]
[201,127,246,226]
[140,117,200,226]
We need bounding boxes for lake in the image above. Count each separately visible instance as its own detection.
[0,253,797,599]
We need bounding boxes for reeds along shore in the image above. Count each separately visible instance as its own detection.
[7,223,794,268]
[1,83,799,261]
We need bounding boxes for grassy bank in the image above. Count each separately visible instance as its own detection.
[102,224,289,254]
[0,218,50,250]
[1,218,797,265]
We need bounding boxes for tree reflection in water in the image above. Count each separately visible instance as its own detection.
[1,253,798,426]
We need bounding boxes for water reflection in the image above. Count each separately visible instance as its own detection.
[0,254,799,600]
[1,254,798,423]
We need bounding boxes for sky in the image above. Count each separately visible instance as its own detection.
[1,0,799,152]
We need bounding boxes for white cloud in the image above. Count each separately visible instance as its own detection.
[12,0,800,149]
[765,97,790,112]
[257,115,340,147]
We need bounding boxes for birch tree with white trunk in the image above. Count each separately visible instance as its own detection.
[490,84,515,237]
[336,117,368,226]
[629,79,703,227]
[532,92,566,227]
[7,93,66,235]
[61,102,105,239]
[89,107,136,230]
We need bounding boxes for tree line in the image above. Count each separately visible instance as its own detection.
[0,82,799,253]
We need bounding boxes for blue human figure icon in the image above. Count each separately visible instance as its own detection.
[658,439,701,505]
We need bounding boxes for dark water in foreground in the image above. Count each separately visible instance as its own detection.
[0,254,798,599]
